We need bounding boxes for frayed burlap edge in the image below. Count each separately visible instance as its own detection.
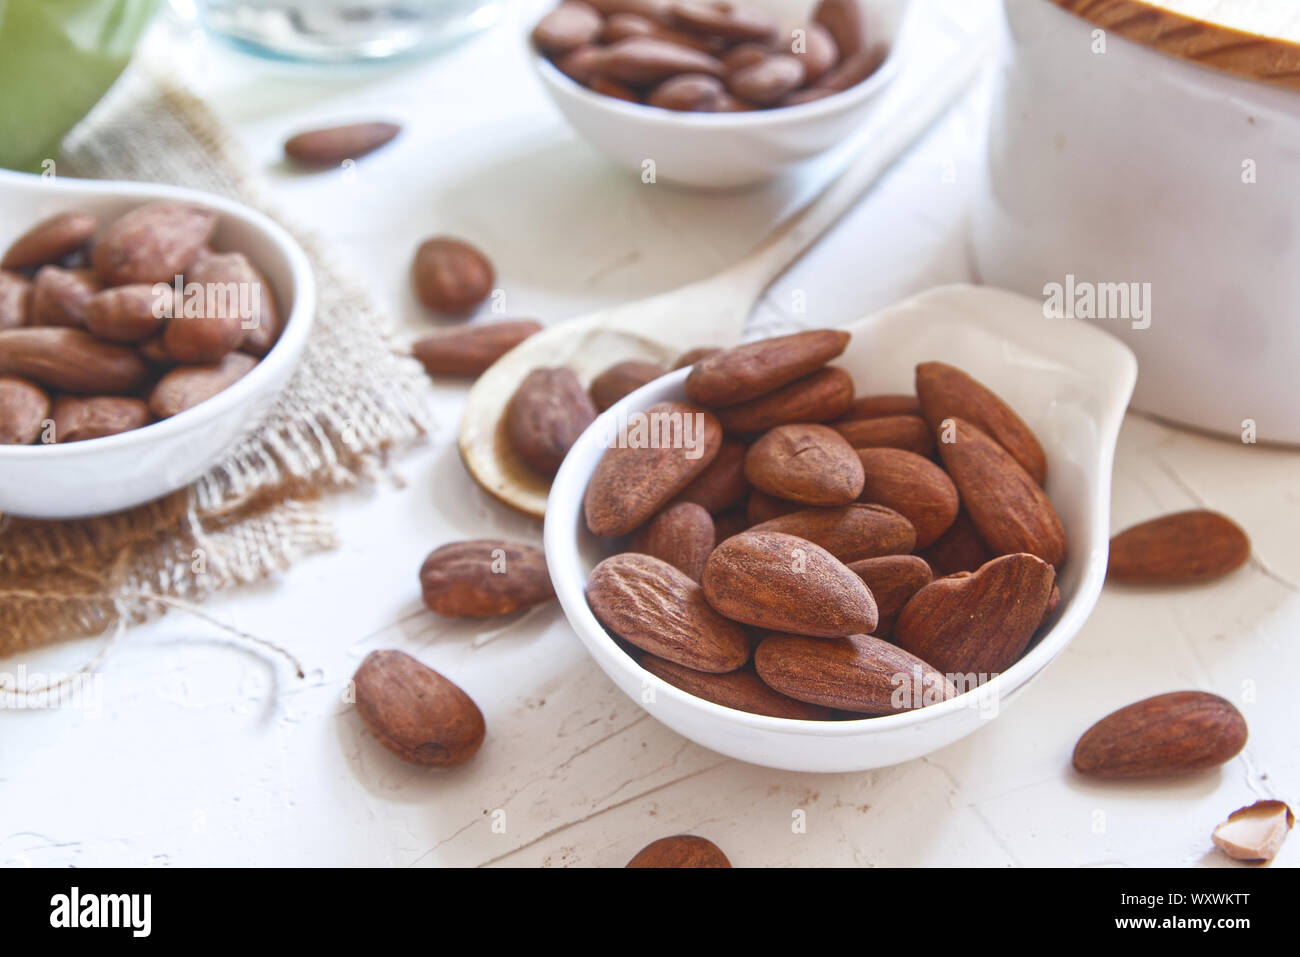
[0,60,435,662]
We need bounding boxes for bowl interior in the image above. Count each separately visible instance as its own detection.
[0,171,314,460]
[544,284,1137,747]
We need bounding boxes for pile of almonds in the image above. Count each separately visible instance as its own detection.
[571,327,1067,717]
[0,203,279,445]
[534,0,887,112]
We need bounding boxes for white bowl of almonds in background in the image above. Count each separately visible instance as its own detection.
[530,0,910,187]
[0,171,315,519]
[542,286,1137,772]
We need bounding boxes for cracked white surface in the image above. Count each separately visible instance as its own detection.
[2,0,1296,867]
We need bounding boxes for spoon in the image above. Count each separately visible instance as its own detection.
[460,37,991,518]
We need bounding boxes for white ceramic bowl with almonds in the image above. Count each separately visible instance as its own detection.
[0,171,315,519]
[530,0,911,188]
[545,285,1137,773]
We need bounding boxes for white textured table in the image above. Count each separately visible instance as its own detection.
[3,0,1297,868]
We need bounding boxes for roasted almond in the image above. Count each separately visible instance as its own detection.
[506,367,598,477]
[744,423,864,505]
[412,319,542,377]
[669,0,777,42]
[832,414,934,455]
[162,250,256,363]
[685,328,849,407]
[813,0,866,57]
[672,346,721,369]
[51,395,151,442]
[1212,800,1293,863]
[640,655,831,720]
[816,44,886,91]
[1,210,97,270]
[856,447,958,548]
[846,554,933,637]
[919,509,991,576]
[790,22,839,82]
[149,352,257,418]
[838,392,920,421]
[672,437,750,513]
[629,501,715,581]
[183,249,280,357]
[626,835,730,868]
[532,0,604,54]
[727,53,806,106]
[0,271,31,330]
[284,121,401,166]
[0,376,49,445]
[894,552,1056,676]
[92,201,217,286]
[584,400,723,536]
[352,649,485,768]
[745,489,800,524]
[754,632,956,714]
[587,552,750,672]
[596,37,727,84]
[1107,510,1250,584]
[714,366,854,433]
[701,530,878,638]
[412,236,494,315]
[29,265,100,327]
[750,503,915,563]
[0,327,147,394]
[419,540,555,617]
[589,359,663,411]
[1072,691,1248,778]
[84,283,169,343]
[916,360,1047,485]
[936,417,1067,566]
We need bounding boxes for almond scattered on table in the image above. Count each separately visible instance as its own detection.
[626,834,731,868]
[1072,691,1248,778]
[1212,800,1293,864]
[1107,509,1251,584]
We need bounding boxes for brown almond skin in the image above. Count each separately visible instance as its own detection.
[411,320,542,377]
[1107,510,1250,584]
[532,0,604,55]
[589,359,663,411]
[936,417,1068,566]
[856,447,959,548]
[506,367,597,477]
[419,540,554,617]
[92,201,217,287]
[2,210,98,270]
[685,329,850,407]
[715,366,854,434]
[746,488,800,524]
[846,554,933,637]
[920,509,991,576]
[412,237,494,315]
[50,395,151,442]
[148,352,258,418]
[702,530,878,638]
[283,122,400,166]
[0,376,49,444]
[816,44,886,91]
[833,414,934,455]
[0,327,147,394]
[790,22,839,82]
[647,73,728,111]
[165,249,272,362]
[29,265,100,327]
[813,0,865,57]
[352,650,485,768]
[584,400,723,536]
[0,270,32,329]
[672,437,749,513]
[712,506,749,542]
[895,552,1056,677]
[1212,800,1294,862]
[556,43,605,83]
[84,283,169,343]
[596,37,726,85]
[839,393,921,421]
[750,503,916,563]
[669,0,776,42]
[1072,691,1248,779]
[641,655,831,720]
[744,422,864,505]
[629,501,715,581]
[916,361,1047,485]
[626,835,730,868]
[755,632,957,714]
[587,552,749,672]
[672,346,721,370]
[187,250,280,357]
[728,54,806,106]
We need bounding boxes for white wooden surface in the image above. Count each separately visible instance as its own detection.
[2,0,1297,868]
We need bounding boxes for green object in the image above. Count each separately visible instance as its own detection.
[0,0,159,172]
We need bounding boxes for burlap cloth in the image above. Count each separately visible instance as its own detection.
[0,64,436,667]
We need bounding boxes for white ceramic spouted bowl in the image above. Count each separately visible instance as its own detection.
[0,170,315,519]
[545,284,1137,772]
[530,0,912,188]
